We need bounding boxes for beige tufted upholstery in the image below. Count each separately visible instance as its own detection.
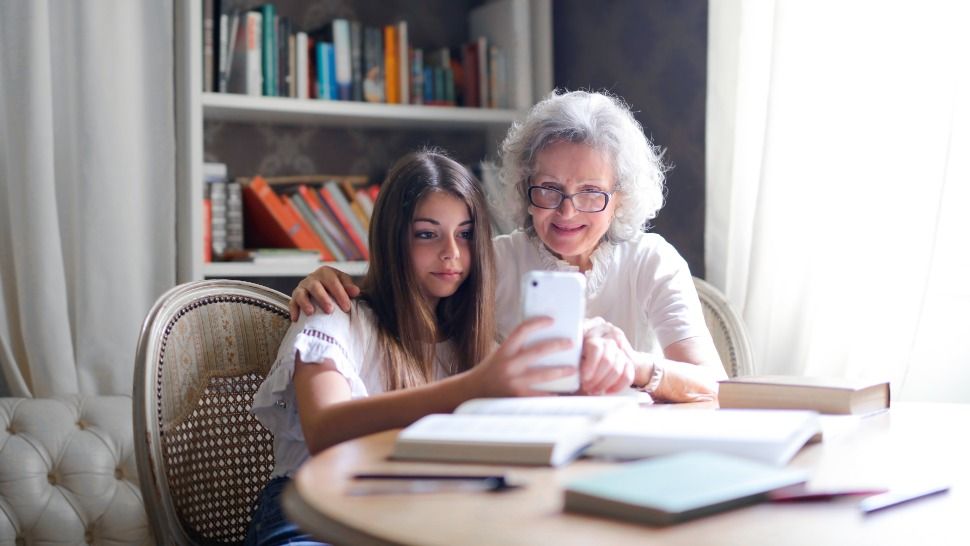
[693,277,754,378]
[133,280,291,545]
[0,395,152,545]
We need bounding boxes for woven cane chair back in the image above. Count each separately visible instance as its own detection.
[133,280,290,545]
[693,277,754,378]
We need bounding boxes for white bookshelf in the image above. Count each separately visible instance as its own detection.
[174,0,552,283]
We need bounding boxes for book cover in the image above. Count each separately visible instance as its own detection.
[392,396,638,467]
[285,193,335,261]
[586,408,821,466]
[321,181,369,259]
[563,451,808,526]
[241,176,319,252]
[297,185,349,262]
[718,375,891,415]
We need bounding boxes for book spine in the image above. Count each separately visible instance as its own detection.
[203,0,215,92]
[383,24,399,104]
[410,48,423,105]
[286,194,335,261]
[242,176,314,250]
[261,4,276,96]
[247,12,263,95]
[298,185,348,261]
[363,26,384,103]
[326,181,369,258]
[295,32,308,99]
[332,19,352,101]
[397,21,409,105]
[349,20,363,101]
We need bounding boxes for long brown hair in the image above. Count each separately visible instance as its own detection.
[360,150,496,390]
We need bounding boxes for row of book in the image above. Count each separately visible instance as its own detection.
[203,2,509,108]
[203,163,379,263]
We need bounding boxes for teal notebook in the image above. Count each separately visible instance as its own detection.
[564,451,807,526]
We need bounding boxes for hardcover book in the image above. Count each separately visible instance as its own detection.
[717,375,891,415]
[563,451,808,526]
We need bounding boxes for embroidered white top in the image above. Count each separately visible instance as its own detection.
[493,230,710,354]
[251,300,452,478]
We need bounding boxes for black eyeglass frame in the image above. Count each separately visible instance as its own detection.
[526,185,615,213]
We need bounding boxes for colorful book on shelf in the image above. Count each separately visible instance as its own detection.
[383,24,399,104]
[717,375,891,415]
[259,4,276,96]
[396,21,409,104]
[315,41,335,100]
[349,20,363,101]
[313,19,352,100]
[229,11,262,95]
[585,408,821,467]
[319,182,369,259]
[283,194,335,261]
[295,185,349,262]
[362,25,384,103]
[391,396,640,467]
[241,176,322,254]
[563,451,808,527]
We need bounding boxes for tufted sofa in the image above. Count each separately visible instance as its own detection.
[0,395,152,545]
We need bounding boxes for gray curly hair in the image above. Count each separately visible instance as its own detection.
[498,89,667,242]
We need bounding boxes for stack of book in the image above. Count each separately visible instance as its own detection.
[203,1,510,108]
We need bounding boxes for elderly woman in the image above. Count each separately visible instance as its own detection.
[291,90,726,402]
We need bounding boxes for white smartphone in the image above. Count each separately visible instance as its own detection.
[519,270,586,393]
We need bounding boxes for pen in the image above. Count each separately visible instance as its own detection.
[859,483,950,514]
[347,473,520,495]
[768,487,888,502]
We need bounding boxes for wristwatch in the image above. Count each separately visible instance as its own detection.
[641,360,665,396]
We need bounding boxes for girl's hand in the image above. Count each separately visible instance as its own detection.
[289,266,361,321]
[466,317,578,398]
[578,318,637,395]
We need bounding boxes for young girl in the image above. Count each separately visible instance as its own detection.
[244,150,576,545]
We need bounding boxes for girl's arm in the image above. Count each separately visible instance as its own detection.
[294,317,577,455]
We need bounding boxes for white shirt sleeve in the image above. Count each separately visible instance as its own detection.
[635,236,710,348]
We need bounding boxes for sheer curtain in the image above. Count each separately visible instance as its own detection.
[0,0,175,396]
[706,0,970,402]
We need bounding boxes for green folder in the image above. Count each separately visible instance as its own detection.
[564,451,807,526]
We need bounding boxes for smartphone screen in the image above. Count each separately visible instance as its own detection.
[520,270,586,393]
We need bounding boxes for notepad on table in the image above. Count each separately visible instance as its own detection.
[564,451,808,526]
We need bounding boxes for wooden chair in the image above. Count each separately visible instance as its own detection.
[133,279,290,544]
[693,277,754,378]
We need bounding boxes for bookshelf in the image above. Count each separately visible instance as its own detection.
[174,0,552,283]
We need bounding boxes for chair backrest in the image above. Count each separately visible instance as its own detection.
[693,277,754,378]
[133,279,291,545]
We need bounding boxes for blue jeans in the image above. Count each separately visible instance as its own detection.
[245,476,329,546]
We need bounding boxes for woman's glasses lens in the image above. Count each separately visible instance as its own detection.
[528,186,609,213]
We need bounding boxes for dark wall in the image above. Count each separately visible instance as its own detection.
[552,0,708,276]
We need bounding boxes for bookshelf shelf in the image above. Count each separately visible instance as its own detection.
[175,0,552,283]
[204,260,368,278]
[203,93,522,129]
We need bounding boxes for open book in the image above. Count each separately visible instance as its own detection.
[391,396,639,467]
[586,408,821,466]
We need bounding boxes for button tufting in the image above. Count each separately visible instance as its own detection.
[5,426,13,434]
[115,467,124,480]
[77,420,85,429]
[85,529,94,544]
[274,399,287,408]
[48,472,56,485]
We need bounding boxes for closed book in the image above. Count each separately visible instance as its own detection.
[260,4,276,96]
[383,24,399,103]
[349,20,363,101]
[718,375,891,415]
[296,185,348,261]
[312,188,361,261]
[362,26,384,102]
[320,182,369,259]
[563,451,808,526]
[586,408,821,466]
[392,396,638,467]
[396,21,409,104]
[229,11,262,95]
[242,176,319,252]
[285,194,335,261]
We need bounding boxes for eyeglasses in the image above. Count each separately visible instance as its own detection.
[527,185,614,213]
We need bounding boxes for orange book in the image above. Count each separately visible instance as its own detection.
[242,176,322,252]
[282,194,335,261]
[384,24,399,104]
[318,185,369,260]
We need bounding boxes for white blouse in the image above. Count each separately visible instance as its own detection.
[493,230,710,354]
[251,301,451,478]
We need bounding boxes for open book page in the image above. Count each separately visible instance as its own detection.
[454,395,641,420]
[393,414,594,466]
[586,409,821,466]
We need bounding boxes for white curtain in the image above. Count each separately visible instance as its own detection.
[707,0,970,402]
[0,0,175,396]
